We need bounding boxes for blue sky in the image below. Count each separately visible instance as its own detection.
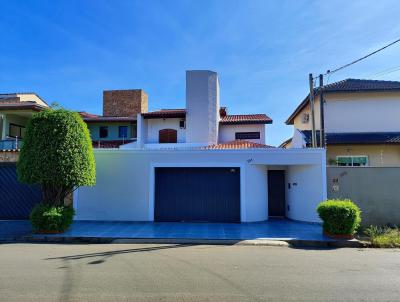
[1,0,400,146]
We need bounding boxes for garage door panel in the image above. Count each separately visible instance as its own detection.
[155,167,240,223]
[0,164,42,220]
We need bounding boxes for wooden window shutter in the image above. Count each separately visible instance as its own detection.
[159,129,177,143]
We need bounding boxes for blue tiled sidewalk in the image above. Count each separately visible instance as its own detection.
[0,220,32,241]
[40,219,329,241]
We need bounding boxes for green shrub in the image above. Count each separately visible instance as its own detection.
[17,109,95,205]
[365,225,400,248]
[317,199,361,235]
[30,203,75,232]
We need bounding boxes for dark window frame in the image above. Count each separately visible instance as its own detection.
[118,125,129,138]
[131,121,137,138]
[235,132,260,140]
[179,119,186,129]
[8,123,25,139]
[99,126,108,138]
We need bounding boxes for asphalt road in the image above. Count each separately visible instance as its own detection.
[0,244,399,302]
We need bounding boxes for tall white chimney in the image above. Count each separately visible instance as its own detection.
[185,70,220,145]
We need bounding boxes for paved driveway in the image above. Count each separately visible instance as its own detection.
[38,219,328,241]
[0,220,31,240]
[1,219,328,242]
[1,243,399,301]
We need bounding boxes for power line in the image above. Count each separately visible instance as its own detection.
[374,66,400,78]
[372,65,400,76]
[324,38,400,76]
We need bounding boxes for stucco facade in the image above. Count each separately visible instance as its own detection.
[327,144,400,167]
[219,124,266,144]
[145,118,186,144]
[287,82,400,167]
[74,148,326,223]
[292,92,400,133]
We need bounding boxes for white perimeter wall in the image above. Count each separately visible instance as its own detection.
[285,164,327,222]
[218,124,266,144]
[74,148,326,223]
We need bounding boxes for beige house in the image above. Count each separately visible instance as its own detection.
[0,93,49,162]
[282,79,400,167]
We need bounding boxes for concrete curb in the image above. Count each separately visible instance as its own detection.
[2,235,369,248]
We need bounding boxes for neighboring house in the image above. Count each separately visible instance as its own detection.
[79,90,146,148]
[74,70,326,224]
[282,79,400,167]
[0,93,49,162]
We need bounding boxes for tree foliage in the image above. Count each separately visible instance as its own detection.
[17,109,95,205]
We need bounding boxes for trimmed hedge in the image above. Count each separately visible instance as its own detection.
[30,203,75,233]
[317,199,361,235]
[17,109,95,205]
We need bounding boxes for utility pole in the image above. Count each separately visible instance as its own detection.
[309,73,317,147]
[319,74,325,148]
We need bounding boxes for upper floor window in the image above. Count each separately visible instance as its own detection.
[99,126,108,138]
[179,120,186,129]
[8,123,25,139]
[302,113,310,124]
[235,132,260,140]
[159,129,177,143]
[119,126,128,138]
[336,156,368,167]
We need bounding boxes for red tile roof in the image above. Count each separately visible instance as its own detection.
[79,111,100,118]
[142,109,186,119]
[204,140,274,149]
[220,114,272,125]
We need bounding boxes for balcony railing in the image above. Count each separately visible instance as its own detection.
[0,138,23,150]
[92,139,136,149]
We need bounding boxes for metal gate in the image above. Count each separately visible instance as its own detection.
[154,167,241,223]
[0,163,42,220]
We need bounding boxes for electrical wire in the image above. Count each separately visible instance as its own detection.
[374,66,400,78]
[372,65,400,76]
[324,38,400,76]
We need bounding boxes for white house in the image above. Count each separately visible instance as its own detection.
[74,70,326,223]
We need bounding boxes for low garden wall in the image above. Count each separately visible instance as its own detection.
[327,167,400,226]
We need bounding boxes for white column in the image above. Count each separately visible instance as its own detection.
[136,113,146,148]
[1,114,7,140]
[185,70,220,145]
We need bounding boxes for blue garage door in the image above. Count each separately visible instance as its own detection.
[155,167,240,223]
[0,163,42,220]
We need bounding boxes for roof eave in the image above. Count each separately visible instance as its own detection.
[83,118,137,123]
[219,120,273,125]
[328,141,400,145]
[279,137,292,148]
[0,104,46,112]
[143,114,186,119]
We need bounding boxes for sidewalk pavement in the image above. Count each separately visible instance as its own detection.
[0,219,365,248]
